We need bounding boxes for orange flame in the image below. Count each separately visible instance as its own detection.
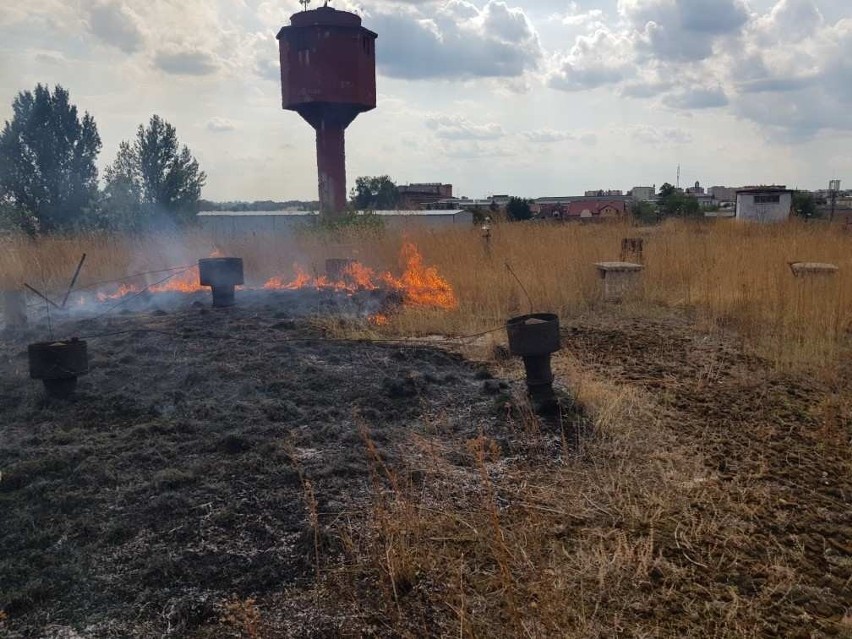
[96,258,212,301]
[261,243,457,312]
[390,241,458,310]
[150,266,203,294]
[369,313,390,326]
[95,246,456,323]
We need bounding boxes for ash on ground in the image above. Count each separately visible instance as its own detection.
[0,294,517,637]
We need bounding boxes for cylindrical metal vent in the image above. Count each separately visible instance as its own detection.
[506,313,561,414]
[28,339,89,398]
[199,258,245,307]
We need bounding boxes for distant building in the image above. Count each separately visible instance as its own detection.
[585,189,623,197]
[735,187,793,223]
[489,194,512,207]
[708,186,737,203]
[398,183,453,209]
[694,194,716,208]
[686,181,705,195]
[631,186,656,202]
[433,197,496,211]
[536,195,630,222]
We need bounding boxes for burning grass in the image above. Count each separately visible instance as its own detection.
[1,219,849,367]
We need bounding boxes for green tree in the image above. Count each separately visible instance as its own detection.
[661,193,702,218]
[792,190,818,219]
[631,200,659,225]
[350,175,399,210]
[506,196,532,221]
[658,182,677,199]
[104,115,206,228]
[0,84,101,234]
[655,183,702,219]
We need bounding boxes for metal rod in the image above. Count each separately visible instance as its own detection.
[61,253,87,308]
[505,261,534,316]
[23,283,61,310]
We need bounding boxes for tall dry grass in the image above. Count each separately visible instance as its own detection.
[1,219,850,366]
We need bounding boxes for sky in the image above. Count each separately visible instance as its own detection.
[0,0,850,201]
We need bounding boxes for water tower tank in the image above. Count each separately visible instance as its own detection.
[277,6,377,217]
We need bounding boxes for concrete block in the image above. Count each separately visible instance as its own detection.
[788,262,839,277]
[595,262,644,302]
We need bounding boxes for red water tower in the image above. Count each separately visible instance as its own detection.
[277,6,377,217]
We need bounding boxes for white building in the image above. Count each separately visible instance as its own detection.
[631,186,656,202]
[735,187,793,223]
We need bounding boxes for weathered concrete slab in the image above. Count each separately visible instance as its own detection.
[594,263,644,301]
[789,262,839,277]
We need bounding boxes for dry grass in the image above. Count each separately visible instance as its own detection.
[305,354,738,638]
[2,219,849,367]
[2,222,848,637]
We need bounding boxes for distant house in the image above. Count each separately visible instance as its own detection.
[536,195,630,222]
[735,187,793,223]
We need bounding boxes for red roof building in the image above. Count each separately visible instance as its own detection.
[538,198,629,221]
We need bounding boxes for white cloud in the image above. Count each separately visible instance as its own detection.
[154,48,219,76]
[547,27,635,90]
[426,115,505,140]
[662,86,728,109]
[631,124,693,146]
[366,1,542,80]
[523,129,597,145]
[206,117,237,132]
[1,0,851,202]
[88,2,144,54]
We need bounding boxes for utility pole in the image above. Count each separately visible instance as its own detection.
[676,164,680,190]
[829,179,841,223]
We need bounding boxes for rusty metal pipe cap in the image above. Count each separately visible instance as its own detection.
[28,339,89,380]
[199,258,244,288]
[506,313,560,357]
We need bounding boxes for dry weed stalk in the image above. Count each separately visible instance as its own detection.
[283,443,322,577]
[357,419,419,614]
[4,219,847,366]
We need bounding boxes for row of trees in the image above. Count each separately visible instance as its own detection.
[0,84,205,235]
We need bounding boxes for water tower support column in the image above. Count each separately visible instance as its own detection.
[316,122,346,216]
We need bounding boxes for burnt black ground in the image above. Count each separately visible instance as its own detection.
[0,292,506,638]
